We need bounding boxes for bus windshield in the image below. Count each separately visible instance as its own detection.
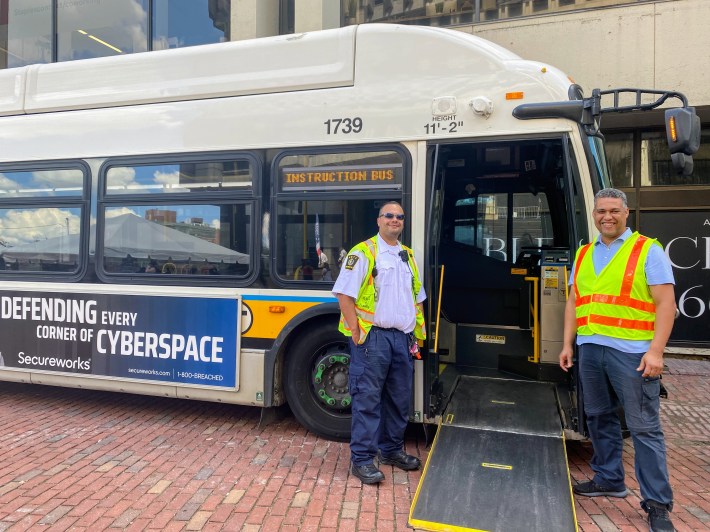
[587,135,613,190]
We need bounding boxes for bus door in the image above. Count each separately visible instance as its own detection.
[427,137,575,406]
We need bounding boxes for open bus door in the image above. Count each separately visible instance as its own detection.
[424,136,580,408]
[415,136,581,531]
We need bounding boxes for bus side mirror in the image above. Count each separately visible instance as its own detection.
[665,107,700,176]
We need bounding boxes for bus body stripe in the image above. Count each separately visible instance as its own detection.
[242,295,337,303]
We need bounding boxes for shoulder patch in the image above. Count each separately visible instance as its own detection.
[345,255,359,270]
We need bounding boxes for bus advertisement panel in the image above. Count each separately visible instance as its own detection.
[0,292,238,388]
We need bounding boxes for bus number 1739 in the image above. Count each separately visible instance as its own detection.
[324,117,363,135]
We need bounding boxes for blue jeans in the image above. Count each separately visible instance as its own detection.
[348,327,413,466]
[579,343,673,507]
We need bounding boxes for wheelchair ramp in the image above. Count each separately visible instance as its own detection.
[410,376,577,531]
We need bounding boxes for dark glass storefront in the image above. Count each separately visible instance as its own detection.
[0,0,230,69]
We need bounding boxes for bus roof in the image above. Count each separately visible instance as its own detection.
[0,24,572,117]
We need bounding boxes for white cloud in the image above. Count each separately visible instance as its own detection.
[0,208,80,246]
[0,174,20,193]
[107,166,138,187]
[153,170,179,186]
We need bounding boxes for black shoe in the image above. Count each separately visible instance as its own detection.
[351,463,384,484]
[378,450,421,471]
[572,480,628,498]
[642,501,675,532]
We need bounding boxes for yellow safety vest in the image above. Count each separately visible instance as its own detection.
[338,236,426,342]
[574,232,659,340]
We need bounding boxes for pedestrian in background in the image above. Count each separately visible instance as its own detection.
[332,201,426,485]
[560,188,676,532]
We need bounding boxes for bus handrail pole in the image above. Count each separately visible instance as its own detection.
[524,276,539,363]
[434,265,444,354]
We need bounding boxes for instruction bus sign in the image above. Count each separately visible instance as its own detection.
[280,164,403,191]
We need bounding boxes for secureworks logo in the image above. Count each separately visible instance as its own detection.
[16,352,91,371]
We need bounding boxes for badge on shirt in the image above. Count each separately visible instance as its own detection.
[345,255,359,270]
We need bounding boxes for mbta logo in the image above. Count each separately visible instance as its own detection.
[241,302,253,334]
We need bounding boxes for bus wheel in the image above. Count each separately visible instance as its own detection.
[284,323,351,441]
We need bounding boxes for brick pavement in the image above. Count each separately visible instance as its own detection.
[0,357,708,531]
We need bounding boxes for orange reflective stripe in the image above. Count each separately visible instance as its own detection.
[577,294,655,313]
[576,294,591,306]
[355,306,374,321]
[580,313,655,331]
[574,243,593,300]
[365,238,377,257]
[620,235,647,296]
[590,294,656,313]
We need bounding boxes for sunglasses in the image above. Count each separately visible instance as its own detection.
[379,213,405,220]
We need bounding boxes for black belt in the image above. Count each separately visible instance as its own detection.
[371,326,406,334]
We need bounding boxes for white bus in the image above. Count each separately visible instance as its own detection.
[0,24,698,444]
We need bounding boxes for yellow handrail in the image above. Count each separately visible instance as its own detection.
[434,265,445,353]
[524,276,539,363]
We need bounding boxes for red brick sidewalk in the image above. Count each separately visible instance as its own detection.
[0,357,708,531]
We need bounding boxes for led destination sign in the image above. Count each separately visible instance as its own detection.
[281,164,403,191]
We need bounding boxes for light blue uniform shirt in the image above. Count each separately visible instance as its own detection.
[332,234,426,333]
[568,228,675,353]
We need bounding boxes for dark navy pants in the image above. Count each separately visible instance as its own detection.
[348,327,413,466]
[579,343,673,507]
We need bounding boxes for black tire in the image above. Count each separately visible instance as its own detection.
[283,321,352,441]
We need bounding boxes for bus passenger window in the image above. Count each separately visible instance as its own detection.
[101,204,251,278]
[0,165,86,276]
[99,154,257,281]
[0,206,83,273]
[275,199,394,283]
[273,148,406,284]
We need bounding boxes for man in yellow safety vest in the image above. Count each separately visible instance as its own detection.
[560,188,676,532]
[332,201,426,485]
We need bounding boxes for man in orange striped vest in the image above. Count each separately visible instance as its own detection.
[559,188,676,532]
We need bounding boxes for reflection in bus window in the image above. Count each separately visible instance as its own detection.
[444,139,564,263]
[105,159,253,195]
[274,148,406,283]
[454,193,553,263]
[102,204,251,277]
[588,136,612,191]
[275,199,386,283]
[0,207,82,273]
[0,168,84,197]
